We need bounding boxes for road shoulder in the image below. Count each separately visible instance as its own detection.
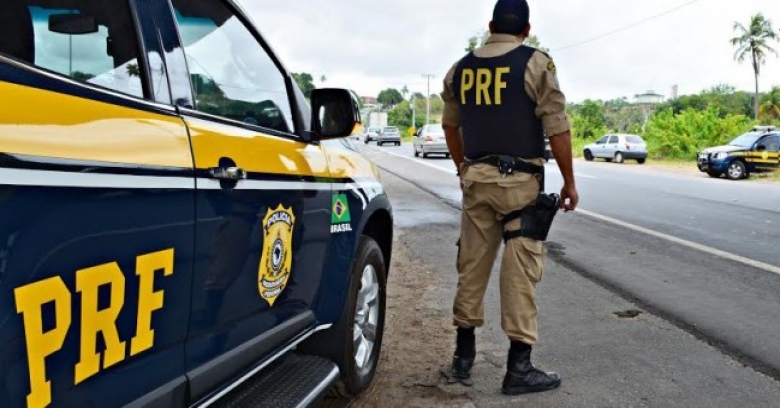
[332,170,780,408]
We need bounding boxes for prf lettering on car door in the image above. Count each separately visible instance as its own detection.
[460,67,510,105]
[12,248,175,408]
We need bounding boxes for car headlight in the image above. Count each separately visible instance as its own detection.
[714,152,729,160]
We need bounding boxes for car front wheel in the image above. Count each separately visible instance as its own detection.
[726,161,747,180]
[299,236,387,397]
[615,152,625,164]
[584,150,593,161]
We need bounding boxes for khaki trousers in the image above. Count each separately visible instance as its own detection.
[453,163,546,345]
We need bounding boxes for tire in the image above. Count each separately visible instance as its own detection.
[637,158,646,164]
[615,152,625,164]
[726,161,747,180]
[414,147,419,157]
[584,150,593,161]
[298,236,387,397]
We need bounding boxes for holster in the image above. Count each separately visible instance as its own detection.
[500,163,560,242]
[501,193,560,242]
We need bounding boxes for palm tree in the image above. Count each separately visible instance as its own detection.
[730,13,778,120]
[126,63,141,78]
[401,85,409,100]
[759,86,780,122]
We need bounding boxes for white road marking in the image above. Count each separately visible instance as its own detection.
[365,145,780,277]
[578,209,780,277]
[365,145,456,173]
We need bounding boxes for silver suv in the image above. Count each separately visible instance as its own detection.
[377,126,401,146]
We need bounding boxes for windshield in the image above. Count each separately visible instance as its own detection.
[426,125,444,133]
[729,132,762,148]
[384,127,398,132]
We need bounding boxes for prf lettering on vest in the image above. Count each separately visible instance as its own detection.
[12,248,175,408]
[460,67,510,105]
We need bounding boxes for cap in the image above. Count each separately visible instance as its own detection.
[492,0,530,28]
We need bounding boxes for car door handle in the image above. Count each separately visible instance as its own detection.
[209,166,247,181]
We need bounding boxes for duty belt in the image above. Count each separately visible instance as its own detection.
[465,155,544,176]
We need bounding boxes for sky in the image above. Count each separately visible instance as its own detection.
[238,1,779,104]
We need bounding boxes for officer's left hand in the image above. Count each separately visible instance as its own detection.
[560,184,579,212]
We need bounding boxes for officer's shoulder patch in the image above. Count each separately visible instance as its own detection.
[547,60,556,72]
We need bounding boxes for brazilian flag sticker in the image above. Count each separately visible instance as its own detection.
[331,194,353,234]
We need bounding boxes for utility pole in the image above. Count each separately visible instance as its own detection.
[411,95,416,130]
[422,74,435,125]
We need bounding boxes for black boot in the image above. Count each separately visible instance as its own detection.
[501,342,561,395]
[451,327,476,379]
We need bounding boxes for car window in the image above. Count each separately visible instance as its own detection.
[171,0,294,133]
[608,136,619,144]
[761,135,780,152]
[626,135,644,144]
[596,136,608,144]
[8,1,145,98]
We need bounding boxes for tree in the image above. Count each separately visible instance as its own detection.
[377,88,404,108]
[292,72,316,98]
[71,71,95,82]
[465,30,489,52]
[525,35,549,53]
[730,13,779,120]
[411,92,425,100]
[759,86,780,122]
[126,63,140,78]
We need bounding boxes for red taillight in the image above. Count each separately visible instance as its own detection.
[425,135,433,142]
[626,144,630,150]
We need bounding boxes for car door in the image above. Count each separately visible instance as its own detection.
[605,135,619,158]
[592,135,609,158]
[160,0,333,401]
[0,1,194,406]
[757,134,780,170]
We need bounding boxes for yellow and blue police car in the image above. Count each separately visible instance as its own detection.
[697,126,780,180]
[0,1,393,407]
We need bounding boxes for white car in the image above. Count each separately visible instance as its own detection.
[413,124,449,158]
[584,133,648,164]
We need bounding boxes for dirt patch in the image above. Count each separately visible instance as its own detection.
[319,231,474,408]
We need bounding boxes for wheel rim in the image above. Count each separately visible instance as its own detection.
[353,264,379,372]
[616,153,623,162]
[728,163,743,178]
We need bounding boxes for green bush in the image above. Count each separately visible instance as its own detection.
[642,107,758,160]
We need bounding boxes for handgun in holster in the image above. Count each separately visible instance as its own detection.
[500,165,561,242]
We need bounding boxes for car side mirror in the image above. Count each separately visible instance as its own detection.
[49,14,98,35]
[310,88,361,140]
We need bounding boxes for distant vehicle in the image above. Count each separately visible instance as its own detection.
[697,126,779,180]
[413,124,449,158]
[364,126,381,143]
[583,134,648,164]
[377,126,401,146]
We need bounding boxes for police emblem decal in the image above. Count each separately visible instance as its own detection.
[331,193,353,234]
[258,204,295,306]
[762,151,769,160]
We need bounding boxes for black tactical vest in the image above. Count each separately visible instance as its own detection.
[452,45,544,160]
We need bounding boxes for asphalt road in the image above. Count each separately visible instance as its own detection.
[356,140,780,381]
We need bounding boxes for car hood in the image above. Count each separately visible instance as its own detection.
[700,145,747,154]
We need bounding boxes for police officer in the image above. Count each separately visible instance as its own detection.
[440,0,579,395]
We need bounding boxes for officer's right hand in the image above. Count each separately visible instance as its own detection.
[560,184,579,212]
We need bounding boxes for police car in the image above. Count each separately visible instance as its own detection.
[696,126,780,180]
[0,1,393,407]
